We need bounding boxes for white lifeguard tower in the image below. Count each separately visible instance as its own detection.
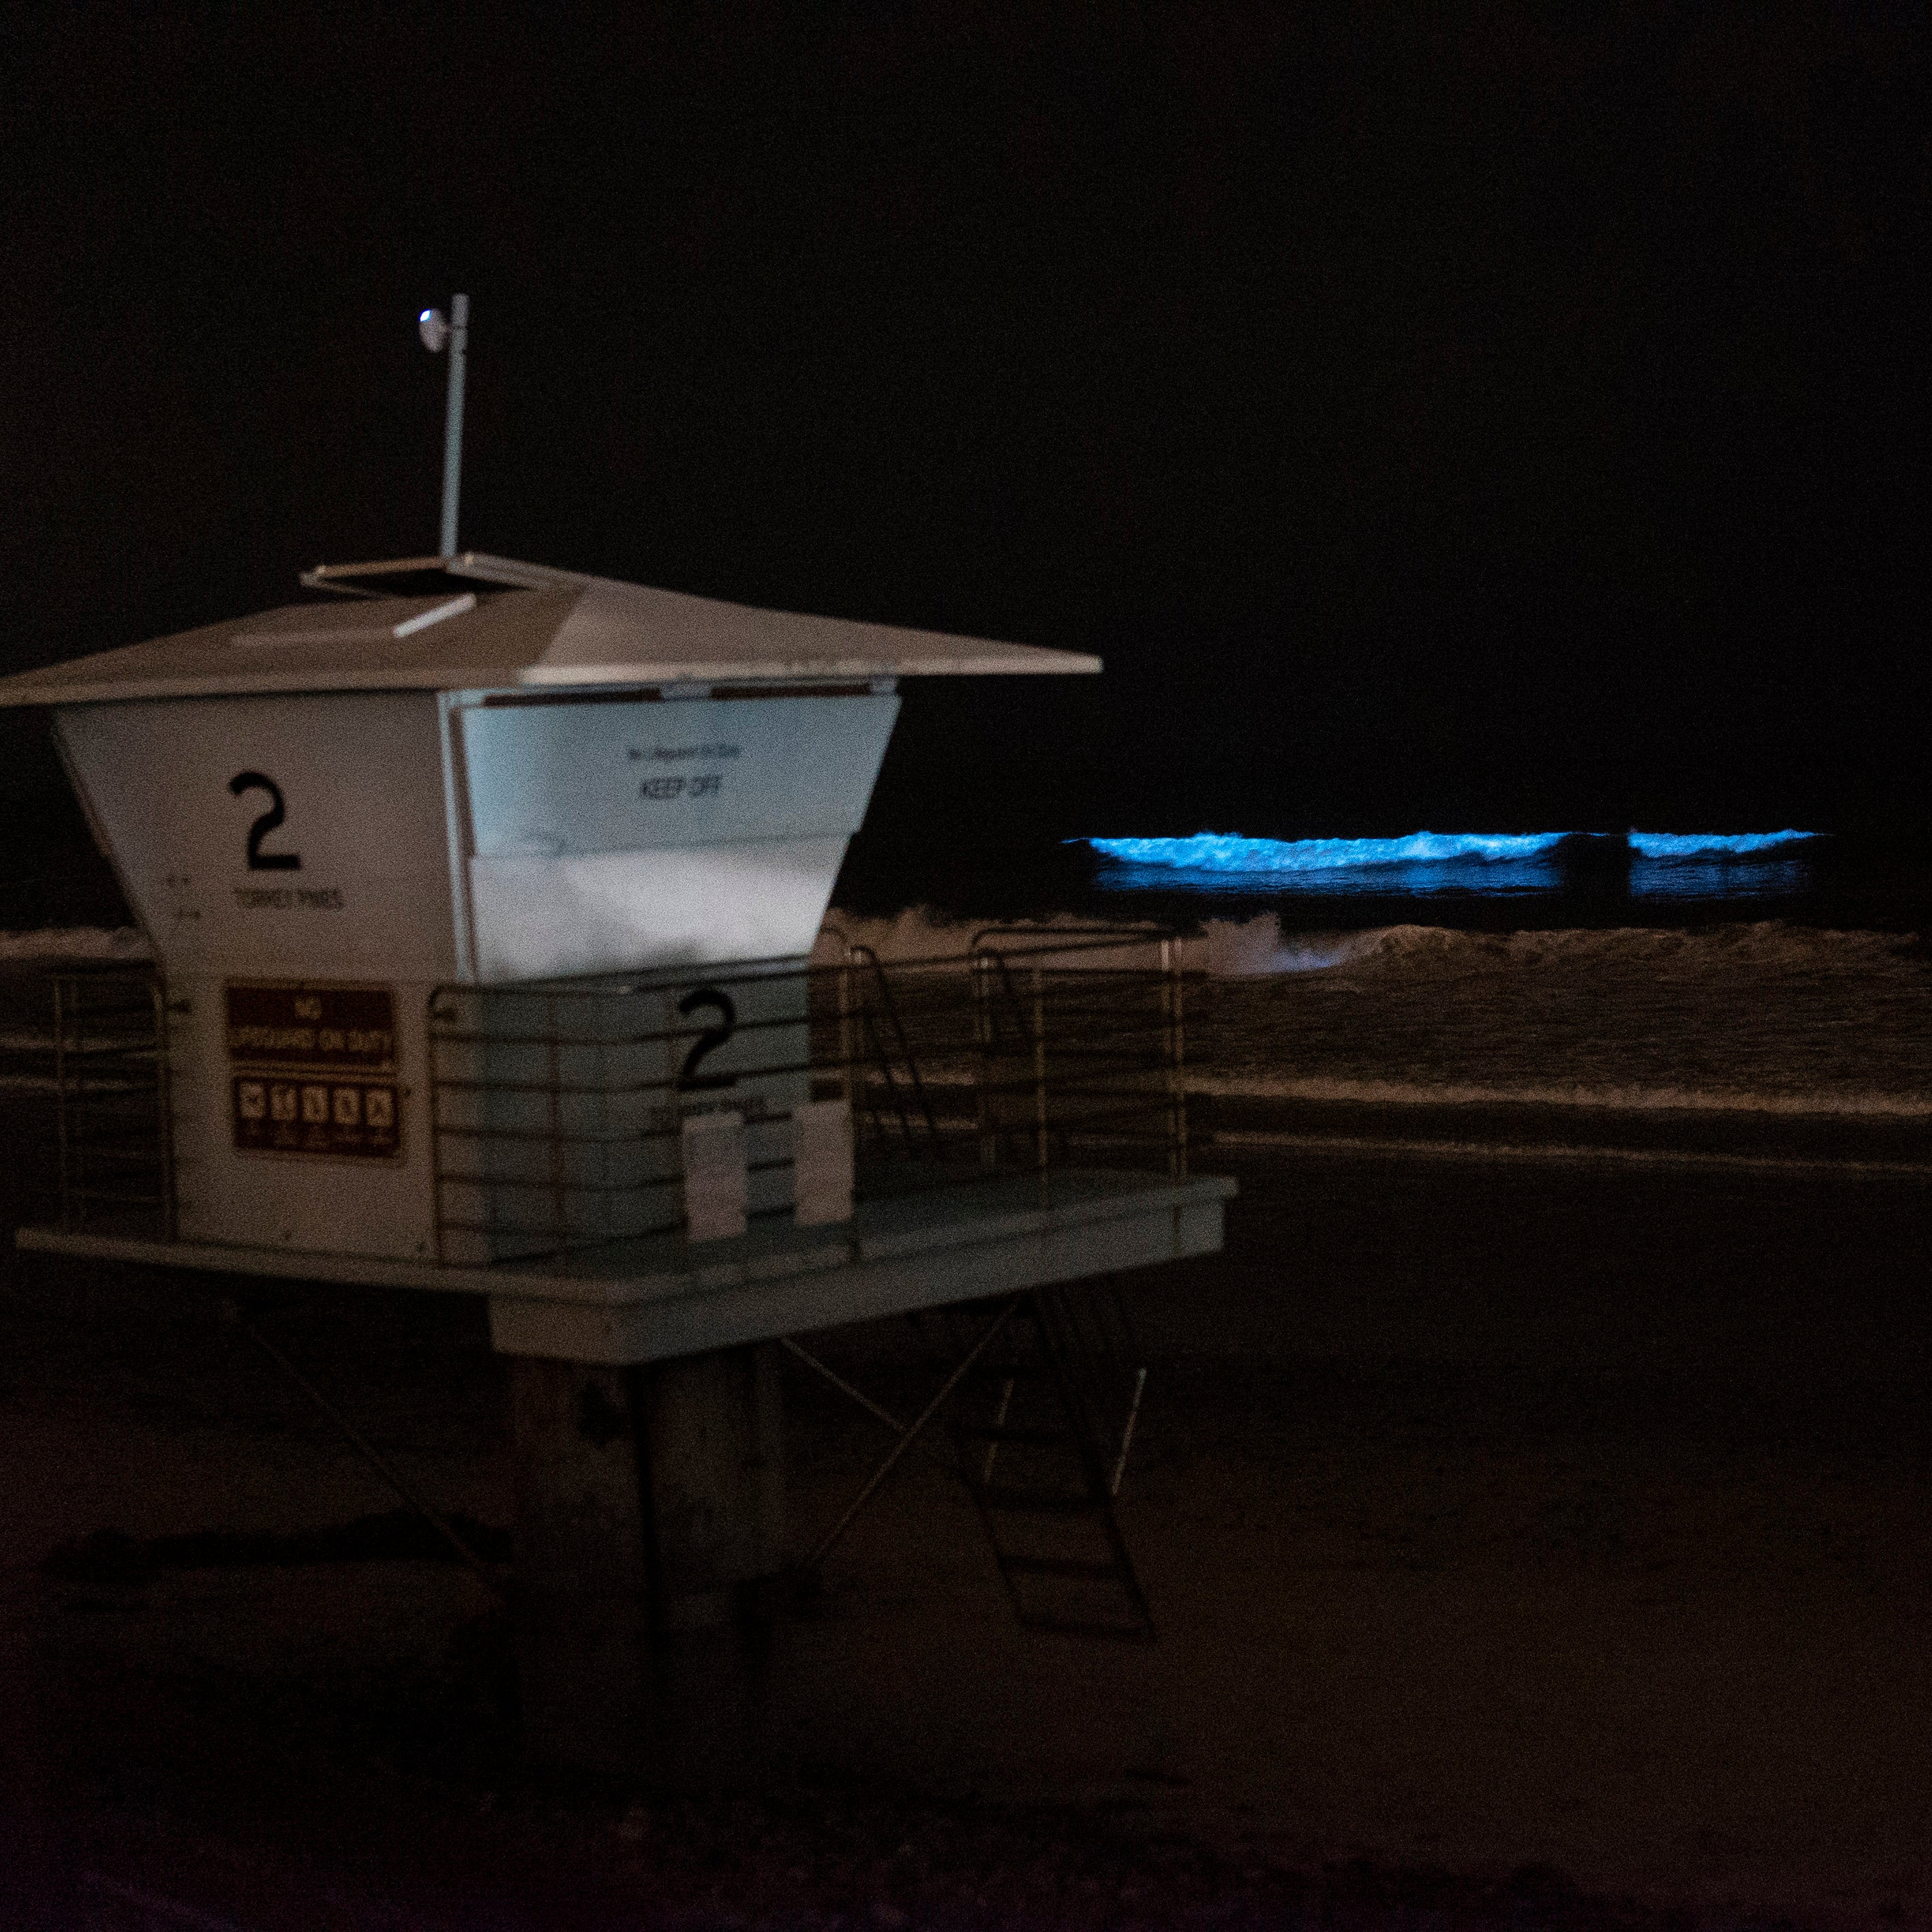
[0,550,1231,1772]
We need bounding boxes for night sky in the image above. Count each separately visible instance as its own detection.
[4,4,1929,891]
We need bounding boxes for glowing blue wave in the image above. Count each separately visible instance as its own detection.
[1084,832,1572,875]
[1627,830,1817,858]
[1085,830,1823,877]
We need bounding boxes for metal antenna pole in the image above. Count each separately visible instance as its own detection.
[439,293,469,557]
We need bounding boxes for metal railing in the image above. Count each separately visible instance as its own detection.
[46,963,175,1238]
[19,933,1190,1266]
[967,926,1187,1184]
[428,931,1190,1265]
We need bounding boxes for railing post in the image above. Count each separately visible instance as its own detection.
[151,971,177,1240]
[1031,965,1048,1199]
[971,950,995,1171]
[838,950,856,1121]
[50,976,72,1231]
[427,992,449,1265]
[1162,938,1187,1182]
[546,991,567,1251]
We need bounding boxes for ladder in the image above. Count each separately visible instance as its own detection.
[928,1285,1156,1641]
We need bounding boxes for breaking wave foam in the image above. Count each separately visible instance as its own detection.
[1199,916,1916,979]
[1628,830,1817,858]
[1087,831,1570,873]
[1195,917,1931,1119]
[1087,828,1818,875]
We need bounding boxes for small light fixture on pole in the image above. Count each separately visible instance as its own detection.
[418,294,469,559]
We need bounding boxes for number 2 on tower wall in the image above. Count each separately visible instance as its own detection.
[229,771,302,871]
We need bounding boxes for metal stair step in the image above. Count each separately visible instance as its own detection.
[1014,1613,1156,1641]
[973,1487,1095,1516]
[954,1424,1072,1448]
[998,1555,1124,1581]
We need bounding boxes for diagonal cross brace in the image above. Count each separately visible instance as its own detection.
[797,1295,1023,1575]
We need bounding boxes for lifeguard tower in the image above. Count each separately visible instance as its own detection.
[1,548,1231,1774]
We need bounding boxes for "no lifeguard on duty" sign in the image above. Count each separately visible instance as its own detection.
[225,982,401,1160]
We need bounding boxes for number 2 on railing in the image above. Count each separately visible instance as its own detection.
[676,986,737,1090]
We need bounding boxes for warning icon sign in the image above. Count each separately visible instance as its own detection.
[233,1074,401,1159]
[225,980,402,1160]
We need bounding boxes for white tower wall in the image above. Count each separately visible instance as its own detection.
[52,686,898,1261]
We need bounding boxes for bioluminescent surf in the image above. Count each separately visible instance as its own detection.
[1626,830,1817,858]
[1085,830,1818,873]
[1081,830,1821,897]
[1084,832,1575,874]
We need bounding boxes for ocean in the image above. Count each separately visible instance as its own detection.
[6,826,1929,1137]
[830,828,1932,1141]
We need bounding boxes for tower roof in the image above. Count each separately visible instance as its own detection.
[0,553,1100,707]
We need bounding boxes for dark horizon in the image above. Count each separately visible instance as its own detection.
[5,5,1929,862]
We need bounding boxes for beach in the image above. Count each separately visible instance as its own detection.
[5,1022,1931,1925]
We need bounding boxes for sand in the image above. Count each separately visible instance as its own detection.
[5,1106,1932,1927]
